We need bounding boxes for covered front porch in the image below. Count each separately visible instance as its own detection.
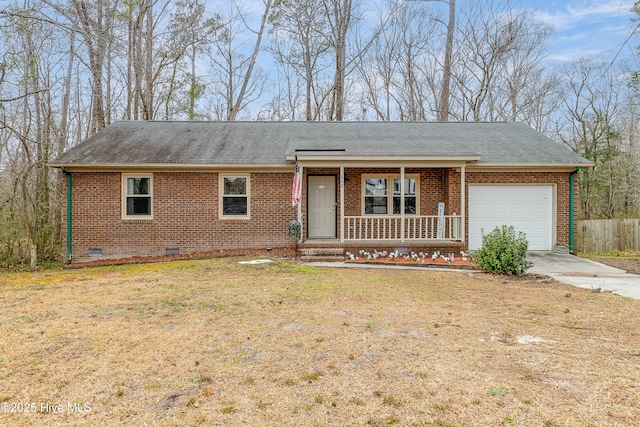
[289,151,479,250]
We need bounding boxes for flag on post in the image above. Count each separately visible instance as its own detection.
[292,156,302,206]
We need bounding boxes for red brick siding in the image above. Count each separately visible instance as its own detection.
[63,172,298,262]
[61,168,574,261]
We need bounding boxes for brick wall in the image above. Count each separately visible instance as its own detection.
[61,168,574,261]
[63,171,298,262]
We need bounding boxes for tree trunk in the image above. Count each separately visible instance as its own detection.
[438,0,454,121]
[228,0,272,121]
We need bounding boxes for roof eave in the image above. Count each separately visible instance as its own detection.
[467,163,595,172]
[47,163,291,172]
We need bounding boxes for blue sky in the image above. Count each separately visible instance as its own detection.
[227,0,640,68]
[513,0,638,66]
[0,0,634,67]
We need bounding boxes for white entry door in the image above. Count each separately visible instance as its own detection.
[308,175,336,238]
[468,185,554,251]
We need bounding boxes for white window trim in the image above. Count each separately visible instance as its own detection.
[219,173,251,219]
[362,174,420,216]
[121,173,153,220]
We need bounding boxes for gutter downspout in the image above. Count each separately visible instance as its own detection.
[61,167,72,263]
[569,167,580,253]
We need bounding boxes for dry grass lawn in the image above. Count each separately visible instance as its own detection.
[0,258,639,426]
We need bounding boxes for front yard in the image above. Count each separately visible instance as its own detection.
[0,258,639,426]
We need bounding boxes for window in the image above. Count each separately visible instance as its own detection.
[220,174,250,218]
[122,174,153,219]
[363,175,418,215]
[393,178,417,214]
[364,178,388,214]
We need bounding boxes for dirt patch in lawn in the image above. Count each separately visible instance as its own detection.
[590,257,640,274]
[1,258,639,426]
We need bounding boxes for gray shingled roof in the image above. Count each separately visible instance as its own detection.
[49,121,592,167]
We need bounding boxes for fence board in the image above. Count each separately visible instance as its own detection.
[576,219,640,253]
[625,219,640,251]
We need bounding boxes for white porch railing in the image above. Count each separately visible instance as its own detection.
[343,215,463,241]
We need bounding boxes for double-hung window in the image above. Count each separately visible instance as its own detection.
[393,178,417,214]
[122,174,153,219]
[220,174,250,219]
[364,178,389,214]
[363,175,418,215]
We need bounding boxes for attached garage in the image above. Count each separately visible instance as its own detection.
[468,185,554,251]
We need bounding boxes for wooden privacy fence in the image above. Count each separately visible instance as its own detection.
[576,219,640,253]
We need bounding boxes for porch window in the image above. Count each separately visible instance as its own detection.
[122,174,153,219]
[364,178,388,214]
[363,175,418,215]
[393,178,417,214]
[220,174,250,219]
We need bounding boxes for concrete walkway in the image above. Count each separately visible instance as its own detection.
[305,253,640,299]
[526,252,640,299]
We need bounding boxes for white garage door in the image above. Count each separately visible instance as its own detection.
[468,185,553,251]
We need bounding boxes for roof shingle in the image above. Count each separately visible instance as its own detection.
[49,121,591,167]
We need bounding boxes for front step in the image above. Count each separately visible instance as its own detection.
[299,247,345,262]
[553,243,571,254]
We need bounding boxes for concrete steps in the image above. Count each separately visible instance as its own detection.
[298,247,345,262]
[553,243,571,254]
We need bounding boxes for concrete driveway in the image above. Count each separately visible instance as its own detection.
[527,252,640,299]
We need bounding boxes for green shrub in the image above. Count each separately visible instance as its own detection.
[476,225,532,275]
[287,220,302,240]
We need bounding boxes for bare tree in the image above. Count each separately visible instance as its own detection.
[438,0,454,121]
[166,0,221,120]
[269,0,331,120]
[450,1,556,125]
[356,2,440,121]
[41,0,117,132]
[559,60,635,219]
[355,22,400,121]
[0,1,73,263]
[207,0,272,121]
[322,0,353,121]
[229,0,272,120]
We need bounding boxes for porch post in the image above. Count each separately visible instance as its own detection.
[460,164,466,243]
[298,165,303,243]
[400,166,405,243]
[340,166,345,242]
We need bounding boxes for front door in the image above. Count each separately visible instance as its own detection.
[308,175,336,238]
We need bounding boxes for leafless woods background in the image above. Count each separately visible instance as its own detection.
[1,0,639,266]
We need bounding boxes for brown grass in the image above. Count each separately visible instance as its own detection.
[0,258,639,426]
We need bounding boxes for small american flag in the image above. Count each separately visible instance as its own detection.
[291,157,302,206]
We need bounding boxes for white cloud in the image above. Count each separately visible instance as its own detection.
[526,0,637,63]
[532,0,635,30]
